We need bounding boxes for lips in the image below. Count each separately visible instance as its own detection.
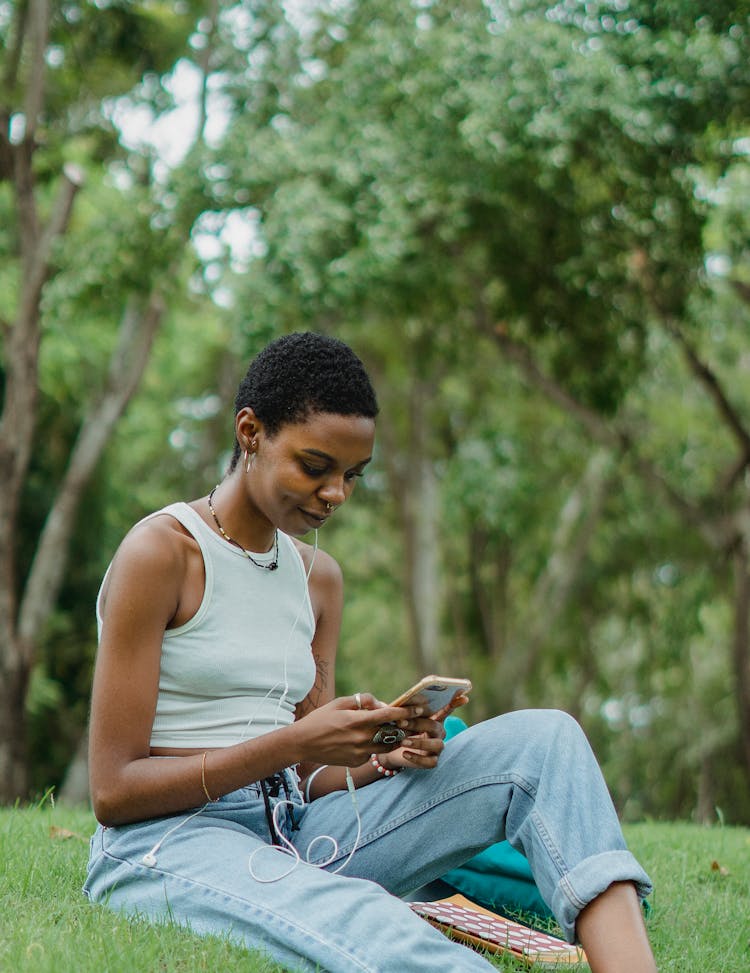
[299,508,328,525]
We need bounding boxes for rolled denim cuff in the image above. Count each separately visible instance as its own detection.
[550,849,653,943]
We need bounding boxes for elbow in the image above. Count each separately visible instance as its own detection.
[91,789,122,828]
[90,777,134,828]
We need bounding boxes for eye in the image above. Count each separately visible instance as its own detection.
[301,462,327,477]
[345,470,364,482]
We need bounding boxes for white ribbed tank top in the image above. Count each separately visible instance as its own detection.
[96,502,317,748]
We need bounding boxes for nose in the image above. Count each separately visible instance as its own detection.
[319,475,347,508]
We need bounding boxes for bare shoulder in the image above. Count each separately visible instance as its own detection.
[112,510,195,573]
[101,511,198,615]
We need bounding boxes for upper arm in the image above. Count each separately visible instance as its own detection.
[88,520,185,805]
[294,545,343,719]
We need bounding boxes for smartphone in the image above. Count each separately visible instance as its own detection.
[390,675,472,716]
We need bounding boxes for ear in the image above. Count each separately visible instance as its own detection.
[235,407,265,451]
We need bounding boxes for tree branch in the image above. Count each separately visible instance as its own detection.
[22,0,50,143]
[662,316,750,479]
[730,279,750,307]
[17,291,166,654]
[18,163,84,322]
[491,326,730,549]
[195,0,220,143]
[507,449,614,706]
[731,538,750,779]
[0,111,14,183]
[2,0,29,99]
[0,165,84,509]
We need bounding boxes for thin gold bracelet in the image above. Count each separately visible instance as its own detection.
[201,751,215,802]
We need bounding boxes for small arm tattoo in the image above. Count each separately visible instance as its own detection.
[297,658,331,717]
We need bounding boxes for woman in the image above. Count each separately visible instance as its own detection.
[85,332,656,972]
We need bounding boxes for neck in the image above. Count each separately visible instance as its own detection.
[208,476,276,553]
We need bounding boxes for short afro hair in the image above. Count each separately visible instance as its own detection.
[230,332,378,469]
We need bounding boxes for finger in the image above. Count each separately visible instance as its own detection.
[432,693,470,722]
[375,704,425,725]
[357,693,388,711]
[338,693,383,712]
[402,736,444,755]
[407,718,446,739]
[402,749,440,768]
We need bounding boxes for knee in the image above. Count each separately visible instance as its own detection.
[534,708,582,735]
[453,709,591,764]
[528,709,593,763]
[529,707,584,735]
[492,708,590,759]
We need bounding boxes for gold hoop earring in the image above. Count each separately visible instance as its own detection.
[244,440,257,475]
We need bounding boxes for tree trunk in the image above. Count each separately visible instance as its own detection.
[468,526,510,662]
[58,729,90,806]
[0,0,211,804]
[0,647,31,800]
[401,379,442,673]
[494,450,613,710]
[17,293,165,649]
[732,538,750,780]
[0,145,82,802]
[695,753,716,825]
[370,369,443,674]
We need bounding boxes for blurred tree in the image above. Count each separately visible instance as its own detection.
[0,0,219,801]
[3,0,746,824]
[202,0,750,818]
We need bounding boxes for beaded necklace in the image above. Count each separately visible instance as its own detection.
[207,485,279,571]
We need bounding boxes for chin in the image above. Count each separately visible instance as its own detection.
[278,513,316,538]
[287,524,314,539]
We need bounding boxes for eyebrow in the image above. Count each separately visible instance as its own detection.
[301,448,372,467]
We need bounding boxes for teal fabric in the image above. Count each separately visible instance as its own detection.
[440,716,552,918]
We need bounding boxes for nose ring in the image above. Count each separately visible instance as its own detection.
[325,502,334,512]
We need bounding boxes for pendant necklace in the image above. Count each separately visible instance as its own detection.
[207,485,279,571]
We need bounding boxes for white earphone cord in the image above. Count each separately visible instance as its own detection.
[248,767,361,882]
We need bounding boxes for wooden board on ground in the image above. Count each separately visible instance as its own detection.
[409,893,587,966]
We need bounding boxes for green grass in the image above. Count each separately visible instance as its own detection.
[0,800,748,971]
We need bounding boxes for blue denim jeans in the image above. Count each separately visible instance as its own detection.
[84,710,652,972]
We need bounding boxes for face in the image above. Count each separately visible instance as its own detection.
[243,410,376,537]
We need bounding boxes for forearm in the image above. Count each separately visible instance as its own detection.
[91,723,304,826]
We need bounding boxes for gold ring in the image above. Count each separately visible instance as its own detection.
[355,692,362,709]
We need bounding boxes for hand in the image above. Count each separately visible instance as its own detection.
[377,690,470,772]
[294,694,424,767]
[377,713,448,771]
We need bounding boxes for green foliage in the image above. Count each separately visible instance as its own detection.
[198,0,750,823]
[5,0,750,829]
[0,0,230,799]
[42,2,197,112]
[211,0,749,411]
